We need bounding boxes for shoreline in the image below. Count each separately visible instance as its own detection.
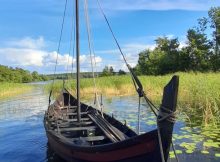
[0,83,33,99]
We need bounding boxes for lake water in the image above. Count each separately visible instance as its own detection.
[0,85,219,162]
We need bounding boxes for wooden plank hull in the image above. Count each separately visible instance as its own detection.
[46,129,162,162]
[44,75,179,162]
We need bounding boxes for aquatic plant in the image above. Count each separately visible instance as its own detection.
[0,83,33,99]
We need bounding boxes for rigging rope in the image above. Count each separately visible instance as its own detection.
[50,0,68,92]
[171,141,179,162]
[96,0,158,115]
[96,0,128,66]
[65,0,76,109]
[66,0,76,82]
[137,96,141,135]
[84,0,101,109]
[96,1,179,161]
[157,119,166,162]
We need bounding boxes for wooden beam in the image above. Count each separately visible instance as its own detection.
[57,126,97,132]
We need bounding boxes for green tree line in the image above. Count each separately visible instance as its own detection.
[0,65,48,83]
[134,7,220,75]
[100,66,126,77]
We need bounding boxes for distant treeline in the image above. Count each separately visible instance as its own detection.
[46,72,102,80]
[134,7,220,75]
[0,65,48,83]
[47,69,127,80]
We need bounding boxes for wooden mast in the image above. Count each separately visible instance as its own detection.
[76,0,81,122]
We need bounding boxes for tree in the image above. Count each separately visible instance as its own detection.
[135,49,151,75]
[32,71,40,81]
[118,69,126,75]
[135,37,180,75]
[109,66,114,74]
[208,7,220,71]
[100,66,115,77]
[154,37,180,74]
[184,28,212,71]
[40,75,49,81]
[0,65,48,83]
[134,7,219,75]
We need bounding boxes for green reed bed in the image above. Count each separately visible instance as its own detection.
[0,82,33,99]
[45,72,220,126]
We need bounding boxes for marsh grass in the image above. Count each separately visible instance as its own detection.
[45,72,220,126]
[0,83,33,99]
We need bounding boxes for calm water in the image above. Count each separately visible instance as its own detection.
[0,85,219,162]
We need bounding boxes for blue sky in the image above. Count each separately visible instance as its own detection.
[0,0,219,74]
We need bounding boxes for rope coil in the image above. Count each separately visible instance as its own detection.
[158,105,177,123]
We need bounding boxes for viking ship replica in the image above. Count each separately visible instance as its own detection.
[44,0,179,162]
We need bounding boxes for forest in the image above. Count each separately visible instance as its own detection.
[0,65,48,83]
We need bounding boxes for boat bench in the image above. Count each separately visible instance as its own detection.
[71,136,106,142]
[64,117,90,122]
[57,126,97,132]
[63,112,88,116]
[57,121,93,128]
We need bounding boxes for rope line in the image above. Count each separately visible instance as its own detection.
[171,141,179,162]
[96,0,159,115]
[66,0,76,81]
[51,0,68,91]
[137,96,141,134]
[157,120,166,162]
[84,0,101,109]
[96,1,179,162]
[96,0,129,66]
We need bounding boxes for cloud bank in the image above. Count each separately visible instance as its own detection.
[0,37,102,73]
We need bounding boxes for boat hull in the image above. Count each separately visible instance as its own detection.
[44,75,179,162]
[45,129,162,162]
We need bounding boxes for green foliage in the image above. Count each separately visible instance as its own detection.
[135,8,220,75]
[184,28,212,71]
[208,7,220,71]
[135,37,181,75]
[32,71,40,81]
[100,66,115,77]
[0,65,48,83]
[118,69,126,75]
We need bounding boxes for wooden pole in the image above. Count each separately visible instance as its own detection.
[76,0,81,122]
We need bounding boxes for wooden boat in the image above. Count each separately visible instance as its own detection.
[44,0,179,162]
[44,75,179,162]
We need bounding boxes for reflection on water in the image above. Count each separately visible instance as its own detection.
[0,85,219,162]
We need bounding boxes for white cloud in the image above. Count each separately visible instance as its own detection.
[96,42,156,71]
[0,48,46,66]
[0,37,103,73]
[0,35,187,73]
[43,52,102,69]
[4,37,45,49]
[98,0,220,11]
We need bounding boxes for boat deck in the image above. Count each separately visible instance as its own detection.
[46,106,131,146]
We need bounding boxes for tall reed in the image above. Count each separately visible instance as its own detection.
[0,83,33,99]
[45,72,220,126]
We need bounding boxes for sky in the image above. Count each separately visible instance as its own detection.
[0,0,219,74]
